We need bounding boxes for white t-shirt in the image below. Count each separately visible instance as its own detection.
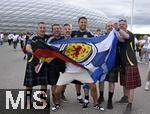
[65,62,81,73]
[8,34,14,40]
[0,33,4,41]
[13,35,19,42]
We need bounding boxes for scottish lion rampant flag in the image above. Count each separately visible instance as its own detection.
[33,29,118,82]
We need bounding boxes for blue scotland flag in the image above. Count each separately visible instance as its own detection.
[47,29,118,82]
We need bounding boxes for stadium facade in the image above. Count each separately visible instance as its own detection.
[0,0,108,33]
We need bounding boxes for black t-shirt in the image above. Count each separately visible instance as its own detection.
[118,31,137,66]
[27,34,49,63]
[71,30,94,38]
[31,34,49,51]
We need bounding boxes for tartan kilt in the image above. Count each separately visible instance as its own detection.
[23,62,48,87]
[120,65,141,89]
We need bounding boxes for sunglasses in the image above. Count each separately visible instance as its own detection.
[118,19,127,22]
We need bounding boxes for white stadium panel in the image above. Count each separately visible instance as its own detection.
[0,0,108,33]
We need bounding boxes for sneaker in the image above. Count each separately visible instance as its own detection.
[61,95,69,102]
[97,96,104,104]
[82,100,89,108]
[116,96,128,104]
[144,82,150,91]
[77,98,84,105]
[125,103,132,112]
[51,104,60,111]
[107,100,113,109]
[93,104,105,111]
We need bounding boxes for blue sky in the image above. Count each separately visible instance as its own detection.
[58,0,150,34]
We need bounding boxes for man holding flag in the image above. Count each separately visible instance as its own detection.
[54,23,104,111]
[71,16,94,108]
[32,18,135,111]
[98,21,120,109]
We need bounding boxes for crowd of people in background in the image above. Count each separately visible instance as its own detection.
[136,35,150,64]
[0,16,150,113]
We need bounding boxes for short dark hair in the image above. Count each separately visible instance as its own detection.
[63,23,70,27]
[38,22,45,25]
[63,23,72,29]
[78,16,87,23]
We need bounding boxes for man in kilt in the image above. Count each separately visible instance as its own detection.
[115,19,141,112]
[24,22,49,109]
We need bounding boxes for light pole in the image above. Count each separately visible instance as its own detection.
[131,0,134,32]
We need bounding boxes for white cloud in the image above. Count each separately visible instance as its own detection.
[57,0,150,34]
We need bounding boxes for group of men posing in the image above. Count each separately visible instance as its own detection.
[23,16,141,112]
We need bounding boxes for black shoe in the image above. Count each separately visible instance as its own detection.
[93,104,105,111]
[97,96,104,104]
[116,96,128,104]
[107,100,113,109]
